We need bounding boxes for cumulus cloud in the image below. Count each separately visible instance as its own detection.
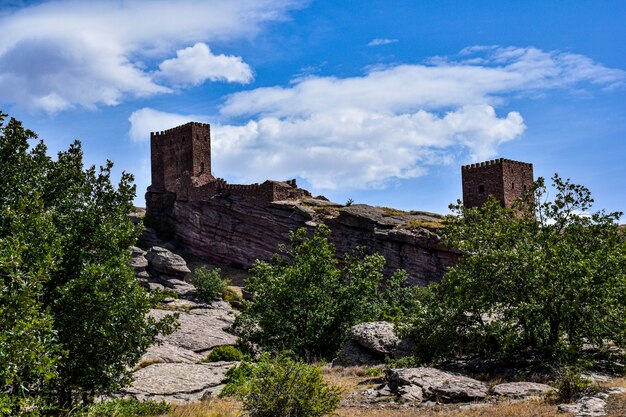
[157,43,253,86]
[128,108,211,142]
[130,46,625,190]
[0,0,300,112]
[367,38,398,47]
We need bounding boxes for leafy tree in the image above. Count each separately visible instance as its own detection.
[0,113,60,416]
[234,225,415,361]
[406,175,626,363]
[0,111,173,413]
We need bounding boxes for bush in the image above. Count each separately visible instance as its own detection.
[233,225,416,361]
[230,355,341,417]
[553,368,597,403]
[192,267,230,302]
[203,346,246,362]
[406,175,626,364]
[77,398,171,417]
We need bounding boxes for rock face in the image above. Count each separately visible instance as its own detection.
[385,367,489,403]
[146,191,458,285]
[149,302,237,355]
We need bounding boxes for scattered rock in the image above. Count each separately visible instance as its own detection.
[146,247,191,276]
[386,367,488,403]
[122,362,235,403]
[558,396,606,416]
[129,246,149,270]
[492,382,553,399]
[350,321,399,355]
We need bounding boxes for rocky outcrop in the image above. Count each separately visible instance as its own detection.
[146,190,458,285]
[122,362,235,403]
[146,246,191,276]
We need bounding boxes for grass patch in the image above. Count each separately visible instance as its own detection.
[399,219,445,231]
[203,345,246,362]
[157,398,241,417]
[379,207,409,216]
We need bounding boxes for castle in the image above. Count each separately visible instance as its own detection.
[144,121,532,284]
[148,122,311,203]
[148,121,533,209]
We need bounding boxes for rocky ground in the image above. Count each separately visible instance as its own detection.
[124,237,626,416]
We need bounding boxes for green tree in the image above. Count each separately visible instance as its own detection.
[0,111,173,413]
[0,113,60,416]
[234,225,415,361]
[407,175,626,363]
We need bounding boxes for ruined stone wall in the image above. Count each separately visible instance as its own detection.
[462,158,533,208]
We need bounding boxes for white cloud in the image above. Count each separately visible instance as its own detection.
[157,43,253,86]
[367,38,398,47]
[130,46,625,190]
[0,0,301,112]
[128,108,210,142]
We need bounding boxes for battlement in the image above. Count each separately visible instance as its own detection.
[151,122,211,137]
[462,158,533,170]
[462,157,534,209]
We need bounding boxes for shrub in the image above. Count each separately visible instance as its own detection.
[77,398,171,417]
[238,355,341,417]
[192,267,230,302]
[203,346,246,362]
[233,225,415,361]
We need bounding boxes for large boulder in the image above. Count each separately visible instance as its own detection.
[350,321,399,355]
[146,246,191,276]
[122,362,235,403]
[386,367,488,403]
[140,343,203,364]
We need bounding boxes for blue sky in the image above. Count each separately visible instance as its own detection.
[1,0,625,216]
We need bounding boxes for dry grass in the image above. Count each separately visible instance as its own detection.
[338,399,569,417]
[321,365,384,394]
[158,398,240,417]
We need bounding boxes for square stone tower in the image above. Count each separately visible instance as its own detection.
[150,122,213,192]
[462,158,534,208]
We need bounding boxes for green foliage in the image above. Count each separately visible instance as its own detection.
[76,398,171,417]
[553,368,597,403]
[203,346,246,362]
[229,355,341,417]
[345,198,354,206]
[406,175,626,364]
[233,225,416,360]
[219,360,256,398]
[0,111,174,413]
[191,267,230,302]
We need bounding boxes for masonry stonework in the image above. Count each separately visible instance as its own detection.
[462,158,534,208]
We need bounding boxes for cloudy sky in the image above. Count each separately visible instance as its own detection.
[1,0,625,214]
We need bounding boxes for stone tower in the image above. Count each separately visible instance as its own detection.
[462,158,534,208]
[150,122,213,193]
